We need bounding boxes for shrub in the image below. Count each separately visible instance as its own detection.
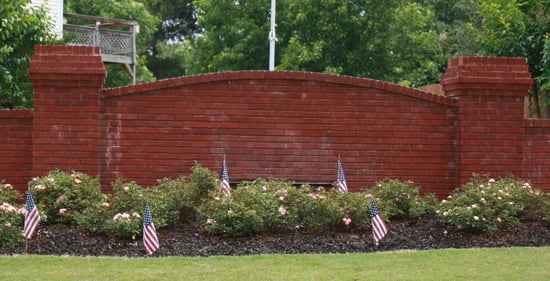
[293,185,369,231]
[0,181,22,203]
[0,183,25,248]
[436,175,548,233]
[150,177,187,227]
[197,179,379,236]
[197,179,305,236]
[182,163,219,207]
[103,211,143,239]
[29,170,105,226]
[104,179,188,239]
[239,179,303,232]
[101,180,147,238]
[369,178,437,220]
[197,191,264,237]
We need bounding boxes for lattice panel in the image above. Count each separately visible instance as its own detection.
[64,26,94,45]
[64,26,132,55]
[99,29,133,54]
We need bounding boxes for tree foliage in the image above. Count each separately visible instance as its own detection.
[468,0,550,117]
[179,0,446,87]
[144,0,198,79]
[0,0,54,108]
[2,0,548,116]
[65,0,159,87]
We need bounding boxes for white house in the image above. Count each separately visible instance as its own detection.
[29,0,64,38]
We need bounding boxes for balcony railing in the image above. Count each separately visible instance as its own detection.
[63,13,138,84]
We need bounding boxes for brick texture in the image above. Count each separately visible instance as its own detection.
[100,72,457,194]
[28,45,106,180]
[0,47,548,196]
[0,110,33,189]
[441,56,533,186]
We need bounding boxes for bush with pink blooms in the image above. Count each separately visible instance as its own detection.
[368,178,437,220]
[0,183,25,247]
[197,179,295,237]
[30,170,106,226]
[101,178,187,239]
[195,176,435,237]
[2,165,548,246]
[436,175,549,233]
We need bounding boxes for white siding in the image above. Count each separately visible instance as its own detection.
[29,0,64,38]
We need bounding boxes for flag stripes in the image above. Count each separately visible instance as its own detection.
[220,158,231,196]
[143,203,159,255]
[23,191,41,239]
[337,159,348,193]
[370,200,388,246]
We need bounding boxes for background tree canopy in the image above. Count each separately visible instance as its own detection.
[0,0,54,108]
[1,0,548,116]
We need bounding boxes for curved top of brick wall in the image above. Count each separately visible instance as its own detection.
[102,71,458,107]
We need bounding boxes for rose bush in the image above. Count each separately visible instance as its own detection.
[0,183,25,247]
[436,175,548,233]
[29,170,106,226]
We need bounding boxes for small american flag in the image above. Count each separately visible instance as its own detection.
[24,191,41,239]
[370,200,387,246]
[143,203,159,255]
[220,158,231,196]
[336,159,348,193]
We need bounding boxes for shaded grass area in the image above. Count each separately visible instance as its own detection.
[1,247,549,281]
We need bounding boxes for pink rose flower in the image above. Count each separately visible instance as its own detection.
[343,218,352,225]
[59,208,67,214]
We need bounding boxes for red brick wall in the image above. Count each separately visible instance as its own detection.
[441,57,533,185]
[101,72,458,194]
[0,110,33,189]
[1,46,548,195]
[28,45,105,179]
[524,119,550,188]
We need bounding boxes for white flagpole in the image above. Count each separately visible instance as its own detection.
[268,0,277,70]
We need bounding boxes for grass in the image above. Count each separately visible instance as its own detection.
[1,247,549,281]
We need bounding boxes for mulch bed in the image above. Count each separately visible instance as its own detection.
[1,215,548,257]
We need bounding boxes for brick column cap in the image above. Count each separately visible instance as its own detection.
[441,56,533,96]
[29,45,106,86]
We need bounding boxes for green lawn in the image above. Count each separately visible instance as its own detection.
[1,247,549,281]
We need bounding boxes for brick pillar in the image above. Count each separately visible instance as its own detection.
[441,57,533,184]
[29,45,106,177]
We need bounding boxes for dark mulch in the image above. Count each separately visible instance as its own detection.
[1,216,548,257]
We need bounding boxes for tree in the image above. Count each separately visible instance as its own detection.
[182,0,273,75]
[65,0,159,87]
[177,0,446,87]
[469,0,550,117]
[144,0,199,79]
[0,0,55,108]
[416,0,481,74]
